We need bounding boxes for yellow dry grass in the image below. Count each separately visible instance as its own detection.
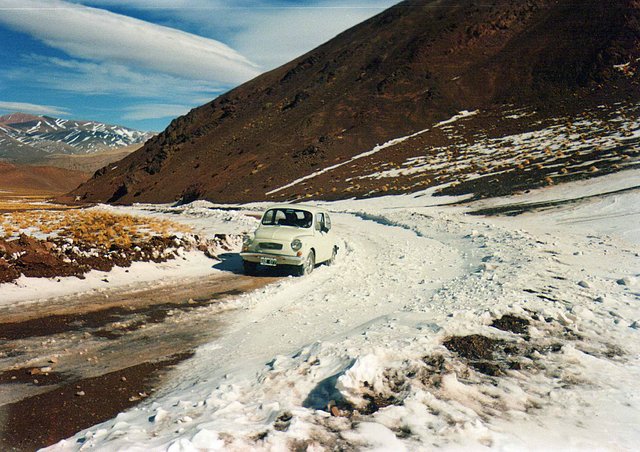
[0,189,73,212]
[1,209,191,248]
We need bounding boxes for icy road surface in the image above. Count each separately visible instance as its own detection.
[45,170,640,451]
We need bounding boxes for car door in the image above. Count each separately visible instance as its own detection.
[314,212,331,262]
[323,212,335,258]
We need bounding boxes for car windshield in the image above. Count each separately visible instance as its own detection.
[261,208,313,228]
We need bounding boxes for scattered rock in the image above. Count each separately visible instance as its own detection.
[0,257,20,283]
[578,280,591,288]
[274,411,293,431]
[75,391,85,397]
[480,262,497,271]
[149,407,169,423]
[616,277,635,286]
[471,361,502,376]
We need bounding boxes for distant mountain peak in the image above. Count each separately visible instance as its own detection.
[0,112,154,163]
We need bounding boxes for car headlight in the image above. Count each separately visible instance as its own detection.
[242,235,253,251]
[291,239,302,251]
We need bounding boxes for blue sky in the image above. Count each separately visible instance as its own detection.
[0,0,396,132]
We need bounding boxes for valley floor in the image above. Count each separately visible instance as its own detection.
[3,170,640,451]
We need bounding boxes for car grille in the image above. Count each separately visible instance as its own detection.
[259,242,283,250]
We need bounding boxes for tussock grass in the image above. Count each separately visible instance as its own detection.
[0,209,191,248]
[0,190,72,212]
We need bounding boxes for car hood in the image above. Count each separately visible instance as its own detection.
[254,226,312,241]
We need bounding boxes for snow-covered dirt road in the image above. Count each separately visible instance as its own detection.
[10,170,640,451]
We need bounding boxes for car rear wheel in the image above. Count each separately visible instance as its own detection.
[296,250,315,276]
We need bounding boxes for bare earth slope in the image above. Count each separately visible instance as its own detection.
[0,162,89,194]
[37,144,143,173]
[67,0,640,205]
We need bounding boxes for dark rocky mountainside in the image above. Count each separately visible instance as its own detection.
[68,0,640,205]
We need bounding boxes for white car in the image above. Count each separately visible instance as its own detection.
[240,204,338,276]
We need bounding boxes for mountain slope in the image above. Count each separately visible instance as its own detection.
[0,114,153,163]
[68,0,640,204]
[0,162,90,194]
[37,144,143,173]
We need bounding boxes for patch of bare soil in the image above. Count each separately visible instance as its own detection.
[38,144,142,173]
[443,335,502,361]
[0,353,191,452]
[0,188,79,213]
[490,314,530,335]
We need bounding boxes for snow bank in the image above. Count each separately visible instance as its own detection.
[0,250,218,307]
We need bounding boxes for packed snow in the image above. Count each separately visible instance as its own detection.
[28,168,639,451]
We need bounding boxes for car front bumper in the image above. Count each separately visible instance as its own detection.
[240,252,304,266]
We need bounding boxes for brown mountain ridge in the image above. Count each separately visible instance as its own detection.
[68,0,640,205]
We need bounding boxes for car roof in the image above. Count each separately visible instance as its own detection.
[263,204,328,215]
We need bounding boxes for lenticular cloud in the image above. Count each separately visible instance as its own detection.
[0,0,261,84]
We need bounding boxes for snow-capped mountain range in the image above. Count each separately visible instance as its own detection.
[0,113,154,163]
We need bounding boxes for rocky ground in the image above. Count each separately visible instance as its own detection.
[0,231,235,284]
[0,206,239,284]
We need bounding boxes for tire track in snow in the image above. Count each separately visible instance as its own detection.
[202,211,468,368]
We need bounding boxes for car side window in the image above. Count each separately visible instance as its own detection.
[315,213,324,232]
[325,213,332,231]
[262,209,274,225]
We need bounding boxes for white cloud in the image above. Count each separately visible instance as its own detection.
[0,0,261,84]
[71,0,396,70]
[4,55,224,102]
[228,2,396,69]
[123,103,192,120]
[0,100,70,116]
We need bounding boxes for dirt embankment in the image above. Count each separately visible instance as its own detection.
[0,232,236,284]
[0,205,242,284]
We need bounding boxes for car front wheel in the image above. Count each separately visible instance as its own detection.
[296,250,315,276]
